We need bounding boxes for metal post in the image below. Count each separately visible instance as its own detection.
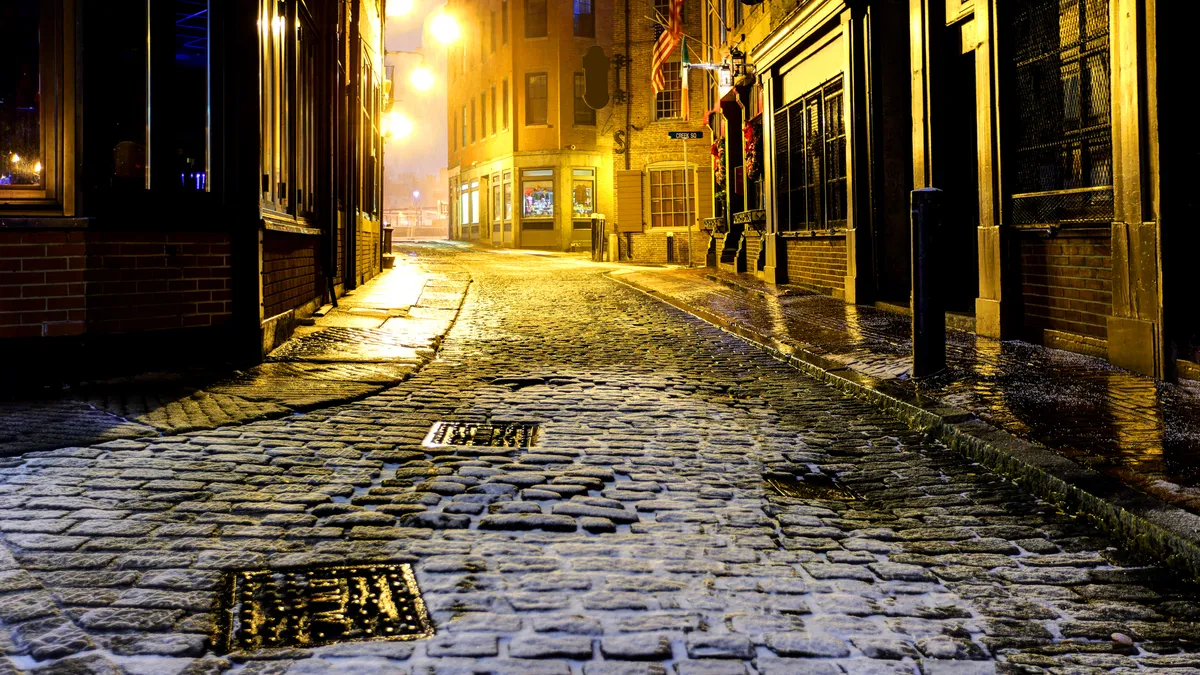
[684,136,692,267]
[911,188,945,378]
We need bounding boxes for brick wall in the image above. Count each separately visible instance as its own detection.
[0,230,87,338]
[625,230,708,264]
[1,229,231,338]
[784,236,847,295]
[1019,233,1112,340]
[263,233,322,320]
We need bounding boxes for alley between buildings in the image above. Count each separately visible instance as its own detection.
[0,244,1198,675]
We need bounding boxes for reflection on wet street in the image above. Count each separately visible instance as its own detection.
[616,267,1200,512]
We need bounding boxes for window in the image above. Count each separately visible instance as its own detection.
[459,183,469,230]
[502,79,510,128]
[452,116,456,151]
[732,0,742,27]
[480,19,485,62]
[490,85,497,134]
[480,92,487,138]
[296,12,318,216]
[772,77,847,231]
[522,168,554,218]
[502,0,509,43]
[574,73,596,125]
[1009,0,1113,226]
[491,12,497,52]
[493,180,503,221]
[649,167,696,228]
[461,106,467,147]
[470,180,480,224]
[526,73,548,125]
[0,2,44,192]
[572,168,595,217]
[470,98,476,142]
[653,0,684,22]
[525,0,547,38]
[574,0,595,37]
[503,171,513,219]
[655,62,682,120]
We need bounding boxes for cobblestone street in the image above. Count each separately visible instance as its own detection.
[3,244,1200,675]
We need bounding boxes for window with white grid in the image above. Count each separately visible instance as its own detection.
[649,167,695,228]
[655,62,681,120]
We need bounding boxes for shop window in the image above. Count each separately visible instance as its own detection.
[574,74,595,125]
[648,166,696,228]
[772,76,846,231]
[572,168,595,218]
[655,63,681,120]
[526,73,548,125]
[522,168,554,219]
[1009,0,1113,227]
[503,171,513,219]
[470,180,480,224]
[0,2,43,192]
[525,0,547,38]
[493,180,503,221]
[574,0,595,38]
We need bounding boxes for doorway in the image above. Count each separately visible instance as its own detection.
[943,46,980,314]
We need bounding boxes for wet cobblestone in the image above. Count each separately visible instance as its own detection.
[0,245,1199,673]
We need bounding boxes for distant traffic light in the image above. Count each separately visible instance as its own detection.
[582,46,610,110]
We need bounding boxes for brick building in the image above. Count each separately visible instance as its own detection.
[0,0,386,384]
[445,0,614,251]
[703,0,1191,381]
[609,0,714,264]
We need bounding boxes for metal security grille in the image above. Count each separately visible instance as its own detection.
[423,421,540,448]
[772,77,847,231]
[1009,0,1113,227]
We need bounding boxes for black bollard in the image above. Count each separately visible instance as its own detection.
[911,188,946,378]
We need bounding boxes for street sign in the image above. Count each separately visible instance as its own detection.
[668,131,703,139]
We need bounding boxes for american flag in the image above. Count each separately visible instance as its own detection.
[651,0,684,97]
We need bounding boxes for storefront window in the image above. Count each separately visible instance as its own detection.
[493,182,502,221]
[572,168,594,217]
[522,169,554,219]
[503,171,513,220]
[459,183,469,228]
[470,180,480,223]
[0,2,42,188]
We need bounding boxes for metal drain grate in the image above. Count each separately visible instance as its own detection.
[221,564,433,652]
[422,421,540,448]
[764,472,857,501]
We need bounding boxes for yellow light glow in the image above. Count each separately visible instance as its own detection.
[387,0,414,17]
[9,153,18,164]
[430,13,460,45]
[382,111,413,140]
[33,161,42,173]
[271,15,283,33]
[410,65,435,91]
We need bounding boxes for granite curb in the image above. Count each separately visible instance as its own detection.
[608,270,1200,583]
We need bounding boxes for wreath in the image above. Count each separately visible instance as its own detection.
[743,119,762,183]
[711,136,726,186]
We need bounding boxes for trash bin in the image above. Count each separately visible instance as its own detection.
[590,214,607,262]
[383,227,394,255]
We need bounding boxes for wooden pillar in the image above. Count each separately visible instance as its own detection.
[1106,0,1164,377]
[972,2,1015,338]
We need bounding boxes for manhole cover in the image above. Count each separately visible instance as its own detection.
[220,564,433,652]
[764,472,857,501]
[422,421,540,448]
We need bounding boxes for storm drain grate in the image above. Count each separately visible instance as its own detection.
[422,421,540,448]
[221,564,433,652]
[764,472,858,501]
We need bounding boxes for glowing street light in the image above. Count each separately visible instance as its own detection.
[9,153,18,164]
[382,111,413,140]
[430,13,460,45]
[410,64,435,91]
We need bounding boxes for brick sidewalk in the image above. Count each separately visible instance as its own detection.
[0,249,470,457]
[611,267,1200,517]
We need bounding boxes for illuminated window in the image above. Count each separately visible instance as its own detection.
[572,168,595,218]
[649,167,696,228]
[521,168,554,219]
[574,0,595,37]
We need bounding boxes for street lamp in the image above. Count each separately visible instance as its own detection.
[430,13,460,45]
[382,111,413,139]
[386,0,414,17]
[410,64,435,91]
